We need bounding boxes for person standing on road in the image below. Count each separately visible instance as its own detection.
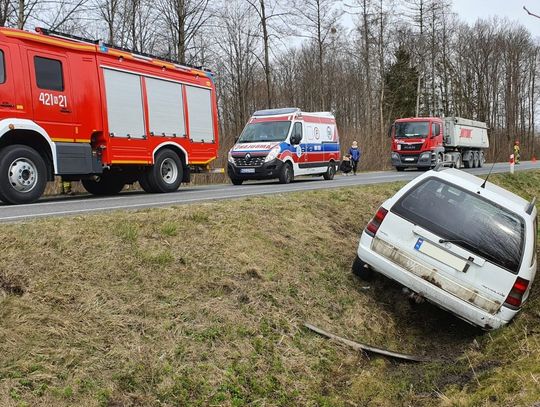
[514,140,520,164]
[348,141,361,175]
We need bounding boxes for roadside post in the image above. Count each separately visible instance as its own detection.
[510,154,515,174]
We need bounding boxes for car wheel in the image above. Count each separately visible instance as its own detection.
[352,256,374,280]
[323,163,336,180]
[279,162,293,184]
[145,149,184,193]
[396,166,405,172]
[230,178,244,185]
[82,173,125,195]
[0,145,48,204]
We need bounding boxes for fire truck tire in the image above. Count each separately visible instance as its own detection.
[323,162,336,180]
[0,145,47,205]
[82,174,125,195]
[478,152,484,168]
[146,149,183,193]
[279,162,293,184]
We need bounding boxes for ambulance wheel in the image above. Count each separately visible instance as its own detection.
[0,145,47,204]
[145,149,183,193]
[82,174,125,196]
[279,163,293,184]
[323,162,336,180]
[396,166,405,172]
[230,178,243,185]
[352,256,374,281]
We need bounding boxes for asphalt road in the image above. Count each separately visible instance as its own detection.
[1,161,539,223]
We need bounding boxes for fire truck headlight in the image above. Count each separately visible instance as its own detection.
[265,146,280,163]
[228,150,234,164]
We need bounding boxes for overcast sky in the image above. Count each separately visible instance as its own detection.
[452,0,540,38]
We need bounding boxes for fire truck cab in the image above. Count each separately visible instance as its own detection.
[0,27,219,204]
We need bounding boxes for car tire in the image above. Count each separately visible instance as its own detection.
[230,178,244,185]
[279,162,293,184]
[145,149,184,193]
[82,173,125,195]
[352,256,374,280]
[323,162,336,180]
[0,145,48,205]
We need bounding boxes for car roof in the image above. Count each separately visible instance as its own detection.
[423,169,532,216]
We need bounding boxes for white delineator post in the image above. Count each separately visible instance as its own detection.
[510,154,515,174]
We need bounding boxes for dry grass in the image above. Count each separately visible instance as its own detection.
[1,171,539,406]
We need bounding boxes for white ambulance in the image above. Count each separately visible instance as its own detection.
[227,108,340,185]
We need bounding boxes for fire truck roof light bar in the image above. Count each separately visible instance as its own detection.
[35,27,212,74]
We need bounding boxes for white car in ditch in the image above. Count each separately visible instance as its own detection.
[353,167,537,330]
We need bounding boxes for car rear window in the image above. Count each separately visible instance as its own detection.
[392,177,525,273]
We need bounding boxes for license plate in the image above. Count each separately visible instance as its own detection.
[240,168,255,174]
[404,158,414,161]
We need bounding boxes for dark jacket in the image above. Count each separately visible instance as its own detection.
[349,147,361,162]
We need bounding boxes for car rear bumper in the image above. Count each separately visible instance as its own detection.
[357,232,517,330]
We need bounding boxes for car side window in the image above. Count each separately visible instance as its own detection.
[0,50,5,84]
[34,56,64,91]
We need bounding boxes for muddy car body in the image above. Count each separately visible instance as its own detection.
[354,167,537,330]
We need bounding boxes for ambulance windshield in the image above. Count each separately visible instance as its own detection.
[238,121,291,143]
[395,121,429,138]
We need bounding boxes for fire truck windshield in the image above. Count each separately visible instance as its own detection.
[395,121,429,139]
[238,121,291,143]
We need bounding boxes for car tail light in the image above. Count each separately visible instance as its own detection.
[365,207,388,237]
[504,277,530,308]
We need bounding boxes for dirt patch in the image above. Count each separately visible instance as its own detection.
[0,272,25,296]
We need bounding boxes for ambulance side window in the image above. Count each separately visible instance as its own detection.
[0,50,5,84]
[34,56,64,91]
[293,122,303,140]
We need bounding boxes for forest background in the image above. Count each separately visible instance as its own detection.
[2,0,539,169]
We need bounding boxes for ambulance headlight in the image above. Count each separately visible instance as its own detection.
[265,146,280,163]
[228,150,234,164]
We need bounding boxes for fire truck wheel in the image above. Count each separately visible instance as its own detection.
[0,145,47,205]
[323,162,336,180]
[279,162,293,184]
[147,149,183,193]
[82,174,125,195]
[478,152,484,168]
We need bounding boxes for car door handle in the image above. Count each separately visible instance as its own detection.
[60,108,72,113]
[0,102,14,108]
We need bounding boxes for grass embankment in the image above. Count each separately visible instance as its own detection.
[0,171,539,406]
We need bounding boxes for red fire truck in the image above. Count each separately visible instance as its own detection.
[0,27,219,204]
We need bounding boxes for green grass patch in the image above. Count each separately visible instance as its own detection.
[0,170,539,406]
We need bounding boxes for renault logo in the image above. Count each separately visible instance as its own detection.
[245,153,251,160]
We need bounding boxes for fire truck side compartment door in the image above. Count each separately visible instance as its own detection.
[185,85,214,143]
[27,50,78,141]
[103,68,146,139]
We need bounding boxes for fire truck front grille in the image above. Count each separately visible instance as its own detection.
[234,156,266,167]
[400,143,423,151]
